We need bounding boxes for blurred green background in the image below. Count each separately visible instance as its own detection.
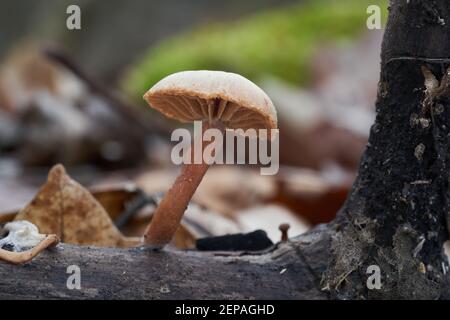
[124,0,388,99]
[0,0,387,96]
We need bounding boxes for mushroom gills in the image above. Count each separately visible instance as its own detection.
[151,94,268,130]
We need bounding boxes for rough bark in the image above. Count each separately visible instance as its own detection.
[322,0,450,299]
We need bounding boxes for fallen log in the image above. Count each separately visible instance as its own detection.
[0,226,331,299]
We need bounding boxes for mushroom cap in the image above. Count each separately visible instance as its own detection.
[279,223,290,232]
[144,70,277,132]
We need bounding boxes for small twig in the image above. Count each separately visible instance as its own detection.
[334,265,359,291]
[42,47,171,138]
[115,190,157,229]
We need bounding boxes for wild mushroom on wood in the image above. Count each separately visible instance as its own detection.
[279,223,290,242]
[143,70,277,248]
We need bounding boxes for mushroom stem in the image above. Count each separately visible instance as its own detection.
[0,234,59,265]
[279,223,290,242]
[144,121,224,248]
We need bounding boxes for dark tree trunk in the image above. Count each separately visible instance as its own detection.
[323,0,450,299]
[2,0,450,300]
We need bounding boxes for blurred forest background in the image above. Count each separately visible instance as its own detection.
[0,0,389,247]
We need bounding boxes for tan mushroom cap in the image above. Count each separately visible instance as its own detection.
[144,70,277,132]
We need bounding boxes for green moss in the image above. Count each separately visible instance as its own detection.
[124,0,387,99]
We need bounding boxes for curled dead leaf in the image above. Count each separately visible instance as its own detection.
[0,234,59,265]
[14,164,139,247]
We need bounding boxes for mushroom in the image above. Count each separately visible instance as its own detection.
[143,70,277,248]
[279,223,290,242]
[0,221,59,264]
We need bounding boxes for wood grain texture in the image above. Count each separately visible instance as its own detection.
[0,226,331,300]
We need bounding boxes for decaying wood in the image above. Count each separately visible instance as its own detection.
[0,226,331,299]
[322,0,450,299]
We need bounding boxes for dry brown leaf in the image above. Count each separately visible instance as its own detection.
[279,121,367,171]
[0,212,17,224]
[136,167,276,217]
[273,168,351,225]
[90,185,140,221]
[1,181,197,249]
[14,164,138,247]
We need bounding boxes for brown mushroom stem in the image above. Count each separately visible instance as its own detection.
[0,234,59,265]
[279,224,290,242]
[144,121,224,247]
